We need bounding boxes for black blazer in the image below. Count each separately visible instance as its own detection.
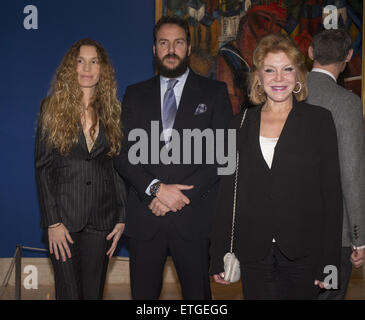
[35,104,126,232]
[113,70,233,240]
[210,99,343,280]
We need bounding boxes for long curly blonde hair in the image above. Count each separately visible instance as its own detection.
[39,38,122,156]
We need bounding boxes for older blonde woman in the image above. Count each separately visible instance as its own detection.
[35,39,126,300]
[210,33,343,299]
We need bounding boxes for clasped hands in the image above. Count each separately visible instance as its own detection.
[148,183,194,216]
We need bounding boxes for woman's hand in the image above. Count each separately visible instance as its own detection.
[314,280,326,289]
[48,223,74,262]
[106,223,125,259]
[213,273,231,285]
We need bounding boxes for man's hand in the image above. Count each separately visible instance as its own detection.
[106,223,125,259]
[351,247,365,268]
[48,223,74,262]
[149,198,170,216]
[156,183,194,212]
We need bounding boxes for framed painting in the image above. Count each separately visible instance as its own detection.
[155,0,364,115]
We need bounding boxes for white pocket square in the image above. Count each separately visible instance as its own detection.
[194,103,207,115]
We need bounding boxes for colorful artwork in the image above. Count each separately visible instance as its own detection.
[156,0,363,115]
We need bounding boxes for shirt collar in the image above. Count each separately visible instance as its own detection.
[311,68,337,83]
[160,68,190,86]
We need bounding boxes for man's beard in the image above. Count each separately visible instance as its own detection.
[155,53,189,78]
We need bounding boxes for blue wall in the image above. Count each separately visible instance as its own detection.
[0,0,155,257]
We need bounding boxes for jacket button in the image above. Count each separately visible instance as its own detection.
[86,181,91,185]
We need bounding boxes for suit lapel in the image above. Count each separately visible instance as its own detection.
[172,71,200,132]
[89,121,106,158]
[242,105,268,171]
[78,126,89,155]
[148,75,165,150]
[78,120,106,158]
[150,75,163,124]
[244,98,300,173]
[270,98,300,172]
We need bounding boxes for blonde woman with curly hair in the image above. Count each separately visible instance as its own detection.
[35,38,126,300]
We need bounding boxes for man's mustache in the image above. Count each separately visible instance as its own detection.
[163,54,180,61]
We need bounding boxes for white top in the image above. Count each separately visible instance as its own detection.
[259,136,279,169]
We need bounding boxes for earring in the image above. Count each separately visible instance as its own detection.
[293,81,302,94]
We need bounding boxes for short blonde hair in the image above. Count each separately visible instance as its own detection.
[249,33,308,105]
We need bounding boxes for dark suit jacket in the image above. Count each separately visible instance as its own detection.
[114,70,233,240]
[210,98,343,280]
[35,104,126,232]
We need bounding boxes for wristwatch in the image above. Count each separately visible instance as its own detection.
[150,181,161,197]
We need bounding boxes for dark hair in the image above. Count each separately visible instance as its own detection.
[153,16,190,45]
[311,28,352,65]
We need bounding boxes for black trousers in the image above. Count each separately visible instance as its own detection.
[48,225,112,300]
[241,243,320,300]
[129,221,211,300]
[318,247,352,300]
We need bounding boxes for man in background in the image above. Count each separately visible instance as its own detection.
[114,16,233,299]
[307,28,365,299]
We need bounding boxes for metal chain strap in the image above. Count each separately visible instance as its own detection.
[229,108,247,253]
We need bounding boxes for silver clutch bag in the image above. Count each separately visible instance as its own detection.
[223,252,241,282]
[223,108,247,283]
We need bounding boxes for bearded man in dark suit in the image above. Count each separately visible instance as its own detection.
[114,16,233,299]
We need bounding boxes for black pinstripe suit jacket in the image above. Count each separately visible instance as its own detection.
[35,108,126,232]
